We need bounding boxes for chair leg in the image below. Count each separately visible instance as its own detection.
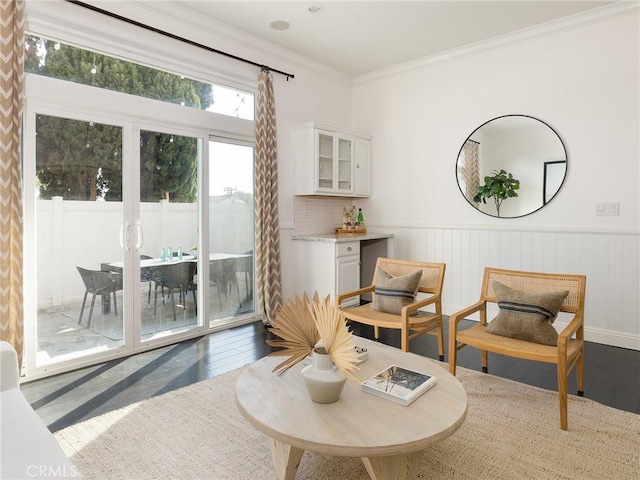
[401,329,409,352]
[577,350,585,396]
[481,350,488,373]
[170,290,177,322]
[112,291,118,316]
[448,330,457,375]
[437,323,445,362]
[374,325,380,341]
[557,362,568,430]
[78,290,89,324]
[87,293,97,328]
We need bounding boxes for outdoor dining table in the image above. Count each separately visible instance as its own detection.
[99,253,252,313]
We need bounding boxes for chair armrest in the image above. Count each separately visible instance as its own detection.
[0,341,20,392]
[558,312,584,340]
[402,294,440,316]
[557,312,584,355]
[337,285,374,306]
[448,300,486,332]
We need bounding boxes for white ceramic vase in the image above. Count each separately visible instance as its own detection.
[301,349,347,404]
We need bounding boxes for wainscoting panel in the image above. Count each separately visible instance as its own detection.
[386,225,639,350]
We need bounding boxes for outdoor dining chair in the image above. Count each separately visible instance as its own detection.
[153,261,197,321]
[76,266,124,328]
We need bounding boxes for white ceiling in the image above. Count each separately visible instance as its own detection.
[177,1,618,76]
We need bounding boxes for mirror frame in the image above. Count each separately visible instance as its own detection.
[456,114,567,218]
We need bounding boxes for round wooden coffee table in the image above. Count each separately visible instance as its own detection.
[236,337,467,480]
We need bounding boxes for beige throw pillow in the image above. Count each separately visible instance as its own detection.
[371,267,422,315]
[485,281,569,346]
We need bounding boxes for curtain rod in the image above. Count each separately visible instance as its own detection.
[65,0,295,81]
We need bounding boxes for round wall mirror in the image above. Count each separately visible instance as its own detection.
[456,115,567,218]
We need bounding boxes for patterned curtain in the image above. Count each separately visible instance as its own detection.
[0,0,25,365]
[254,68,283,325]
[460,140,480,203]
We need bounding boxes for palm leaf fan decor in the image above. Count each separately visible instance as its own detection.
[267,292,360,381]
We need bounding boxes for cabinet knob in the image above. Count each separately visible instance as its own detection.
[347,246,352,251]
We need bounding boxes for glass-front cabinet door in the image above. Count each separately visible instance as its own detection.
[317,131,335,190]
[315,129,353,194]
[337,135,353,192]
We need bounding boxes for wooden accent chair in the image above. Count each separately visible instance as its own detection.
[337,258,446,358]
[448,267,587,430]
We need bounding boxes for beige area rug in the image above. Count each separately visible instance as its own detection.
[55,366,640,480]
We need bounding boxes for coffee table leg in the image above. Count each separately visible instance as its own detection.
[361,450,424,480]
[269,438,304,480]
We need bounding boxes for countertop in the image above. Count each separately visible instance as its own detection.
[291,232,394,243]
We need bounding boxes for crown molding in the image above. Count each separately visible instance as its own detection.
[354,1,640,85]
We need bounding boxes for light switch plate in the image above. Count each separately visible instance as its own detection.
[595,202,619,216]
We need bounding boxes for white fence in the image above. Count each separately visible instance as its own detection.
[36,196,254,309]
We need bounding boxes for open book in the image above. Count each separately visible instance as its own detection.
[361,365,437,406]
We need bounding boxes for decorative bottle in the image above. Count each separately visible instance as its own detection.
[357,208,364,227]
[178,245,183,260]
[161,247,166,262]
[167,246,173,260]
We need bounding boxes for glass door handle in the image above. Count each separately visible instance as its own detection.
[134,222,144,251]
[119,223,125,249]
[121,222,133,251]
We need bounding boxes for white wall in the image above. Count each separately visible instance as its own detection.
[351,10,640,349]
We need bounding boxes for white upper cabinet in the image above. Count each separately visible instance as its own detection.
[354,137,372,197]
[294,122,372,197]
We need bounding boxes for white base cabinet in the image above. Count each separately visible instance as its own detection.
[294,240,360,307]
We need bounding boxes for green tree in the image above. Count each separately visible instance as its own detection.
[27,35,212,202]
[140,132,198,202]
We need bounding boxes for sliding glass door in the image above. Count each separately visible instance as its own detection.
[26,112,207,369]
[137,129,201,341]
[31,113,125,365]
[208,139,255,325]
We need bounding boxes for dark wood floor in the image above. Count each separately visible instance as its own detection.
[22,318,640,433]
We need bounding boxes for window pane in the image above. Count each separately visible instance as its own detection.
[25,34,254,120]
[36,115,122,201]
[206,83,254,121]
[140,132,199,203]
